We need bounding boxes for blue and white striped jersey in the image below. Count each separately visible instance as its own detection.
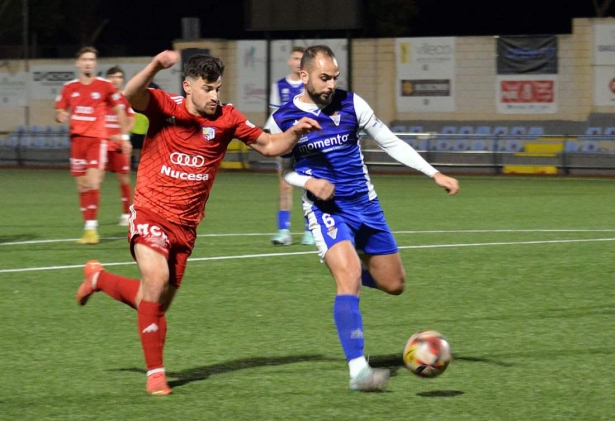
[269,77,304,109]
[267,90,380,203]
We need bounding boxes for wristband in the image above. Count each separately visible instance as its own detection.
[121,134,130,141]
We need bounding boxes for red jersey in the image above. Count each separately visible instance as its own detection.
[105,94,135,152]
[55,77,122,138]
[134,88,263,227]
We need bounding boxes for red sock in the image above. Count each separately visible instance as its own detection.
[84,189,99,221]
[97,271,139,309]
[79,192,88,222]
[138,300,165,371]
[120,183,131,214]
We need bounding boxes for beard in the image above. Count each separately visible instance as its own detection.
[306,88,334,107]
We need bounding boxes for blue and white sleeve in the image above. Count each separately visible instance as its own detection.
[353,94,438,178]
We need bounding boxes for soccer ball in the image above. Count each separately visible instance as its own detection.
[403,330,452,378]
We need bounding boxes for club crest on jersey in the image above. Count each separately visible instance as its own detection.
[330,112,341,126]
[202,127,216,141]
[91,92,101,99]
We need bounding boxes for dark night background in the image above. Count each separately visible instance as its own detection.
[0,0,610,57]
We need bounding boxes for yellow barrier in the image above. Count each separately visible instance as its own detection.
[503,165,558,175]
[221,139,250,169]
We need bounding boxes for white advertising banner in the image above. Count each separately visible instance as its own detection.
[395,37,456,113]
[593,66,615,106]
[29,63,181,100]
[0,72,28,108]
[236,39,348,112]
[496,75,558,114]
[593,23,615,65]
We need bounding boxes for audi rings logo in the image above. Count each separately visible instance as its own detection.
[170,152,205,167]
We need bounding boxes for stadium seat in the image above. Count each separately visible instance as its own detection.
[585,127,602,135]
[16,125,27,134]
[511,126,527,135]
[30,125,43,134]
[408,126,423,133]
[471,140,486,151]
[564,141,579,152]
[582,141,599,153]
[476,126,491,135]
[32,136,47,148]
[7,133,19,147]
[441,126,457,134]
[458,126,474,135]
[528,126,545,136]
[436,139,452,150]
[391,125,407,133]
[506,139,523,152]
[603,127,615,136]
[453,139,469,151]
[493,126,509,136]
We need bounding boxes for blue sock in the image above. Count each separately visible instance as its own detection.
[361,269,378,289]
[333,295,364,361]
[278,210,291,230]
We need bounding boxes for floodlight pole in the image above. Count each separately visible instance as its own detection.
[265,31,272,125]
[22,0,30,126]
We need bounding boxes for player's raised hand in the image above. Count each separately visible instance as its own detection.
[433,172,459,195]
[305,178,335,201]
[291,117,321,136]
[154,50,180,69]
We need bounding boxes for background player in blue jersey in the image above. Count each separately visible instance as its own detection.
[269,46,315,246]
[266,45,460,392]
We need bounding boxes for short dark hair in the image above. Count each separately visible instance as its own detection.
[184,54,225,83]
[76,46,98,59]
[300,45,335,70]
[291,46,305,54]
[106,66,124,77]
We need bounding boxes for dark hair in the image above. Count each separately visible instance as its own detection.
[106,66,124,77]
[184,54,225,83]
[76,46,98,59]
[291,46,305,54]
[300,45,335,70]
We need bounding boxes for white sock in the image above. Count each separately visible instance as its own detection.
[84,220,98,230]
[348,356,369,378]
[147,368,165,376]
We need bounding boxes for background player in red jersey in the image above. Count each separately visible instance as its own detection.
[55,47,128,245]
[104,66,135,226]
[75,50,321,396]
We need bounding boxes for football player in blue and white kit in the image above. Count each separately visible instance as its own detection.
[266,45,459,392]
[269,46,315,247]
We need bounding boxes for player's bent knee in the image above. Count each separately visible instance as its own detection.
[382,276,405,295]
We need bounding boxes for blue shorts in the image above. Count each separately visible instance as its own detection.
[303,196,398,258]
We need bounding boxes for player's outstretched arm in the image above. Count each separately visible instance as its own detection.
[433,172,459,195]
[251,117,321,157]
[124,50,179,111]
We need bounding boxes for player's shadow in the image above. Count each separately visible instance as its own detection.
[115,354,331,388]
[0,234,39,244]
[417,390,464,398]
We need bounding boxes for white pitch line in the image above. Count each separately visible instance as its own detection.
[0,237,613,275]
[2,228,615,246]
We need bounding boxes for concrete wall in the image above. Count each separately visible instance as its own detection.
[0,18,610,131]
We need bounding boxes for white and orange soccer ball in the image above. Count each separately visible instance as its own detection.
[403,330,452,378]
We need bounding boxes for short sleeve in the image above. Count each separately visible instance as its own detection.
[55,86,69,109]
[230,107,263,145]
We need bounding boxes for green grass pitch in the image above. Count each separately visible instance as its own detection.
[1,168,614,421]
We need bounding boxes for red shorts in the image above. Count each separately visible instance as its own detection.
[70,136,108,176]
[106,149,130,174]
[128,206,197,288]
